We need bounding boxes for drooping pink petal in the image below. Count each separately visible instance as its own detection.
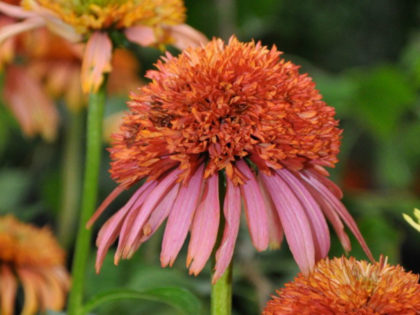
[301,179,351,252]
[0,2,37,19]
[258,176,284,249]
[4,65,59,141]
[301,172,374,262]
[187,173,220,275]
[81,32,112,93]
[212,178,241,283]
[0,264,17,315]
[303,168,343,199]
[166,24,208,50]
[236,160,269,251]
[125,26,156,47]
[139,182,180,243]
[95,181,156,273]
[122,168,182,258]
[113,181,158,263]
[87,184,126,228]
[260,172,315,275]
[125,182,181,258]
[23,0,81,42]
[38,268,65,311]
[17,268,38,315]
[277,169,330,260]
[161,164,204,267]
[0,17,44,45]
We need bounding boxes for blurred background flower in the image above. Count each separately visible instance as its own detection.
[0,215,70,315]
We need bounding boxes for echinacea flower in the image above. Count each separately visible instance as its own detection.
[403,208,420,232]
[0,215,70,315]
[0,0,207,93]
[0,19,142,141]
[263,256,420,315]
[88,36,373,282]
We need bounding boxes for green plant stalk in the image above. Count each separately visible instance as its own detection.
[211,172,232,315]
[67,83,106,315]
[211,262,233,315]
[58,108,83,249]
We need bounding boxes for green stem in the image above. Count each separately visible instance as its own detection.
[211,262,233,315]
[211,173,232,315]
[67,84,106,315]
[58,108,83,249]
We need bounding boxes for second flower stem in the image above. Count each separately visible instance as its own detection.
[67,83,106,315]
[211,262,233,315]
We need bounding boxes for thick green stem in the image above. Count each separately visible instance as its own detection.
[211,173,232,315]
[58,109,83,248]
[211,262,233,315]
[67,84,106,315]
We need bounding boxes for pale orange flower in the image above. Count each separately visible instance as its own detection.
[1,20,142,140]
[0,215,70,315]
[263,256,420,315]
[0,0,207,93]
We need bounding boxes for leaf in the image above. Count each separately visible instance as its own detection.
[82,287,201,315]
[350,66,416,139]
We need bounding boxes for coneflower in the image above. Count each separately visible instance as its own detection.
[263,256,420,315]
[88,36,373,282]
[0,215,70,315]
[0,0,207,93]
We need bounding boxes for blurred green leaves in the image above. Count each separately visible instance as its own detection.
[83,287,201,315]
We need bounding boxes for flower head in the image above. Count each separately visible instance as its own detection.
[0,215,70,315]
[263,256,420,315]
[89,36,373,282]
[0,0,208,93]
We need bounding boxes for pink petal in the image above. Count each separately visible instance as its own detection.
[0,264,17,315]
[301,172,374,262]
[0,2,37,18]
[236,160,269,251]
[81,32,112,93]
[277,169,330,260]
[161,164,205,267]
[129,182,181,255]
[212,178,241,283]
[114,181,158,262]
[166,24,208,50]
[95,181,156,270]
[0,17,44,47]
[303,169,343,199]
[4,65,59,141]
[258,176,284,249]
[87,184,126,228]
[125,26,156,47]
[122,169,182,258]
[187,173,220,275]
[260,172,315,275]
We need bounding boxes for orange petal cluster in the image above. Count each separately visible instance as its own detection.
[22,0,185,34]
[0,215,70,315]
[110,36,341,187]
[263,256,420,315]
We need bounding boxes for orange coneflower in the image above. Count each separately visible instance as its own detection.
[0,0,207,93]
[263,256,420,315]
[0,215,70,315]
[87,36,373,282]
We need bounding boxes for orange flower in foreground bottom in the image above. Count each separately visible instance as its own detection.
[0,216,70,315]
[263,256,420,315]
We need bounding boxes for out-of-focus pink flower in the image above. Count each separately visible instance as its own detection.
[0,215,70,315]
[0,0,208,93]
[88,37,373,283]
